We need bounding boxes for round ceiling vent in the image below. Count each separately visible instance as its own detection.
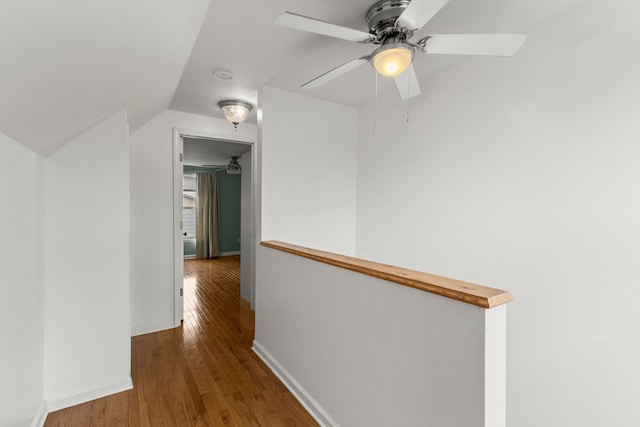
[213,69,234,81]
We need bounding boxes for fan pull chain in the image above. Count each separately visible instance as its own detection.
[406,70,411,123]
[373,71,378,134]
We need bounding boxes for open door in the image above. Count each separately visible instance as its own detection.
[173,133,184,325]
[239,151,255,308]
[173,129,257,326]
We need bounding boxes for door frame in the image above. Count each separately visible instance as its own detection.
[172,127,256,326]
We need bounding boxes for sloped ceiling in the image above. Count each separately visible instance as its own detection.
[1,0,590,157]
[183,137,251,167]
[0,0,210,156]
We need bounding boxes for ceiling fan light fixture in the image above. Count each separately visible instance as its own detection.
[371,43,414,77]
[218,100,252,130]
[226,156,241,174]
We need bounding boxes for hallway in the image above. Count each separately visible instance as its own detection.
[45,256,317,426]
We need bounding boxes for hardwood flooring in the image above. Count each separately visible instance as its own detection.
[45,256,318,426]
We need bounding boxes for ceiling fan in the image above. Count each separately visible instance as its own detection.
[275,0,526,100]
[202,156,242,174]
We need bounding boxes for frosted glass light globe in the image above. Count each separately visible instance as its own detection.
[372,44,413,77]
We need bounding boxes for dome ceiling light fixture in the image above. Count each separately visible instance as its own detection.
[275,0,527,100]
[218,100,252,130]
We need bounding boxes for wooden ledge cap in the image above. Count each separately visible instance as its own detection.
[261,240,514,309]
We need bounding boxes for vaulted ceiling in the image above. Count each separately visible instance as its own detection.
[1,0,584,156]
[0,0,210,155]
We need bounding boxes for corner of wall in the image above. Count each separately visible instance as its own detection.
[44,376,133,414]
[30,402,48,427]
[43,110,131,405]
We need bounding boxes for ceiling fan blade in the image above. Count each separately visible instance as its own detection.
[302,56,370,89]
[396,0,451,32]
[275,12,374,43]
[423,34,527,56]
[394,64,421,100]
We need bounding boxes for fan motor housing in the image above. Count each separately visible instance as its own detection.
[366,0,411,38]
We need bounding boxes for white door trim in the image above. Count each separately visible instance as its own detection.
[172,129,184,326]
[172,127,256,325]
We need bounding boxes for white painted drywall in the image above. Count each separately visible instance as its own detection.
[239,151,254,306]
[256,88,509,426]
[0,133,45,427]
[130,110,257,335]
[0,0,211,156]
[260,87,358,255]
[43,111,131,406]
[255,246,497,427]
[355,2,640,425]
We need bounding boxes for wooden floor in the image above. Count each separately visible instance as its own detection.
[45,256,317,426]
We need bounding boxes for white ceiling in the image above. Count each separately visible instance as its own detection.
[169,0,584,122]
[183,137,251,167]
[0,0,585,156]
[0,0,209,156]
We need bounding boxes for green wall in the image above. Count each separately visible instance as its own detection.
[184,239,196,257]
[184,166,242,255]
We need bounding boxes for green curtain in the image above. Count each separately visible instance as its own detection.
[196,172,220,258]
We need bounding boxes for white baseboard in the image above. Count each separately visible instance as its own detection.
[45,376,133,414]
[30,401,47,427]
[131,320,177,337]
[184,252,239,259]
[252,341,337,427]
[221,251,240,256]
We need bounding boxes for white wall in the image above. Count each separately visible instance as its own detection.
[260,87,358,255]
[255,88,515,426]
[255,246,505,427]
[0,133,45,427]
[355,2,640,425]
[239,151,254,306]
[130,110,257,335]
[43,110,131,409]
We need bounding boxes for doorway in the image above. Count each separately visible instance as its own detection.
[173,130,256,326]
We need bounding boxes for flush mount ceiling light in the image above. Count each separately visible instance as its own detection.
[218,100,252,130]
[371,42,414,77]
